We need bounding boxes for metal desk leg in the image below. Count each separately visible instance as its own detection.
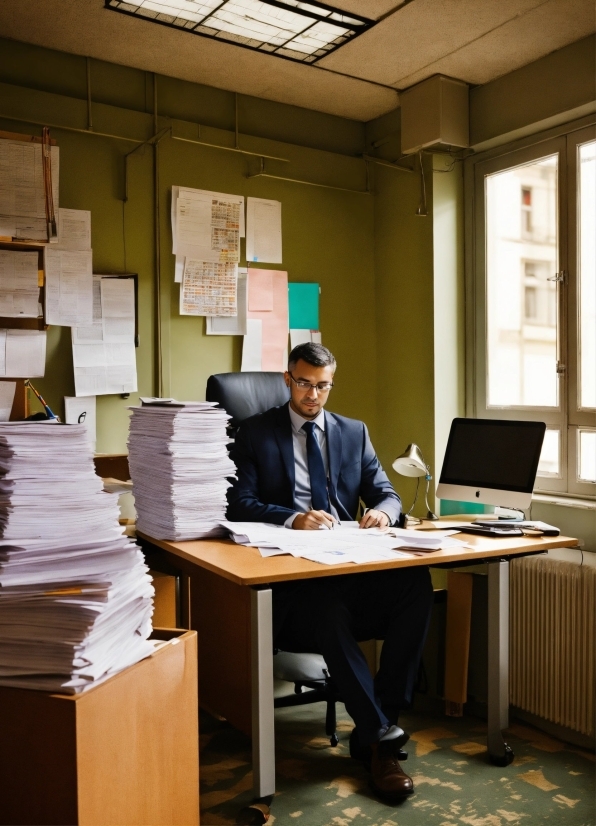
[487,560,514,766]
[251,586,275,798]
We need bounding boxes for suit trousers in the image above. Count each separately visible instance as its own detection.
[274,566,434,745]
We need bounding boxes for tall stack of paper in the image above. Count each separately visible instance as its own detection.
[128,402,236,540]
[0,422,154,693]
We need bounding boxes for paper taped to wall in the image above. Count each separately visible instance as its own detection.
[180,260,237,316]
[206,271,248,335]
[44,248,93,327]
[0,250,40,318]
[55,208,91,251]
[172,186,243,264]
[241,318,263,371]
[0,139,59,242]
[246,197,282,264]
[0,329,47,377]
[246,268,289,371]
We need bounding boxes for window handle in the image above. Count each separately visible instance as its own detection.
[548,271,567,284]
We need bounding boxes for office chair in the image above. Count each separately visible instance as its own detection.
[206,371,341,746]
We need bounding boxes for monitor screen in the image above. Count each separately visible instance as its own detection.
[439,418,546,493]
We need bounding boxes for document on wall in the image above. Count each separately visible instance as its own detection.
[72,276,137,396]
[0,250,40,318]
[0,139,59,242]
[246,197,282,264]
[241,318,263,371]
[0,381,16,421]
[290,329,322,349]
[172,186,243,264]
[55,208,91,251]
[64,395,97,449]
[180,260,237,316]
[246,269,289,371]
[207,271,248,335]
[0,329,47,377]
[44,248,93,326]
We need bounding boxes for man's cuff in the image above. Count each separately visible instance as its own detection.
[284,513,300,529]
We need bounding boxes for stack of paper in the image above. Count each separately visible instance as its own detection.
[0,422,154,693]
[221,521,468,566]
[128,402,236,540]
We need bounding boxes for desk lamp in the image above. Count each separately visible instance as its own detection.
[393,443,438,524]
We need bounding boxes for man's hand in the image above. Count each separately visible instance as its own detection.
[359,509,389,529]
[293,511,337,530]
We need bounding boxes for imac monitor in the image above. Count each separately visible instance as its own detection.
[436,418,546,510]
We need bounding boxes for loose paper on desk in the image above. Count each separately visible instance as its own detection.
[246,197,282,264]
[172,186,243,264]
[180,260,237,316]
[55,208,91,251]
[0,329,47,377]
[246,269,289,371]
[0,382,16,422]
[64,395,97,449]
[0,139,59,242]
[0,250,40,318]
[72,276,137,396]
[207,271,248,335]
[44,248,93,326]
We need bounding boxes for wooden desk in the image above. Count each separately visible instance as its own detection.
[138,530,577,799]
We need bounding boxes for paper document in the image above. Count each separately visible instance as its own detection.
[172,187,243,264]
[246,197,282,263]
[0,250,40,318]
[180,260,237,316]
[246,269,289,371]
[0,329,47,377]
[207,271,248,335]
[0,381,16,421]
[290,329,321,349]
[64,395,97,450]
[44,249,93,327]
[55,208,91,250]
[0,139,59,242]
[72,276,137,396]
[241,318,262,371]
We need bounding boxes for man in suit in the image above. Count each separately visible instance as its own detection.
[227,342,433,801]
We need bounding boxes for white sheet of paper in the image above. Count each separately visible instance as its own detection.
[0,141,59,242]
[4,330,46,377]
[206,272,248,335]
[241,318,262,371]
[56,208,91,250]
[289,329,322,349]
[246,197,282,264]
[0,249,40,318]
[180,260,237,316]
[174,255,184,284]
[0,381,16,421]
[64,395,96,449]
[44,249,93,326]
[174,188,242,264]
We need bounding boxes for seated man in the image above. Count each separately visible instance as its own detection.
[227,342,433,802]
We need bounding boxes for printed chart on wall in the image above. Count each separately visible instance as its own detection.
[242,269,289,372]
[289,282,321,349]
[71,275,137,396]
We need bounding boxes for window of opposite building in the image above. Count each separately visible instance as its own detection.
[468,122,596,498]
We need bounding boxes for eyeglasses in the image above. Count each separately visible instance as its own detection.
[288,372,334,393]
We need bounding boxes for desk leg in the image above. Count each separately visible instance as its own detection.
[251,587,275,798]
[487,560,514,766]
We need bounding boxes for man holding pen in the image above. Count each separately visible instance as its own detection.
[227,343,433,802]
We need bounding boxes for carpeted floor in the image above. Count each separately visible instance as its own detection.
[199,701,595,826]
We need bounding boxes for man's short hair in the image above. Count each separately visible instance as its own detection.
[288,342,336,372]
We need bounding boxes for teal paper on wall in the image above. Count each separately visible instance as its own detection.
[289,283,319,330]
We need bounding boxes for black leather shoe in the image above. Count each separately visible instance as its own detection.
[349,726,409,770]
[370,739,414,801]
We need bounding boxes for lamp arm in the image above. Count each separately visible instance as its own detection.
[424,468,438,520]
[406,476,420,517]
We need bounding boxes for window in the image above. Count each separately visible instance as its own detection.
[470,123,596,499]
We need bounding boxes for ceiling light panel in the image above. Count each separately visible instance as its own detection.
[105,0,373,63]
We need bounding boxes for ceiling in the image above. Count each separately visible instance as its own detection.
[0,0,593,121]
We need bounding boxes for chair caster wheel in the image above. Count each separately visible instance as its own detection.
[489,744,514,766]
[330,734,339,747]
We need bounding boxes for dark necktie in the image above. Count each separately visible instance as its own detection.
[302,421,330,512]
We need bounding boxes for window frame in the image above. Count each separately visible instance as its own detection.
[465,116,596,501]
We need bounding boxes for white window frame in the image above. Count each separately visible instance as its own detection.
[465,116,596,501]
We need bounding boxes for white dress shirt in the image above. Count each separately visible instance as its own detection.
[284,406,334,528]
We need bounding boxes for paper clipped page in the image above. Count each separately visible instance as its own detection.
[0,250,40,318]
[246,197,282,264]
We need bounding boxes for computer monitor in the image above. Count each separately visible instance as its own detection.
[436,418,546,510]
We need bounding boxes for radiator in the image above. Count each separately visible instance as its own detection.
[510,555,595,738]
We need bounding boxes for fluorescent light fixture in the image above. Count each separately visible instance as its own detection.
[105,0,373,63]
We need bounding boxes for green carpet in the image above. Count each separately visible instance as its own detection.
[200,703,595,826]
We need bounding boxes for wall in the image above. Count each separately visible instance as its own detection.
[0,38,377,453]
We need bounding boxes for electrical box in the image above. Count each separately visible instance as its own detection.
[401,75,469,155]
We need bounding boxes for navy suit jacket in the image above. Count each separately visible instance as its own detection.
[226,402,401,525]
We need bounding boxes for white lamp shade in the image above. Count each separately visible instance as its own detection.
[392,443,428,477]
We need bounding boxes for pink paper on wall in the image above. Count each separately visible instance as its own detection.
[247,270,273,311]
[247,268,288,371]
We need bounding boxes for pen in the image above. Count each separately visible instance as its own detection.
[24,380,58,420]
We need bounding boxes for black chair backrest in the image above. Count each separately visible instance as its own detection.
[206,372,290,429]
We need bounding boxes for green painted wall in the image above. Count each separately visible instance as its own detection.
[0,38,377,454]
